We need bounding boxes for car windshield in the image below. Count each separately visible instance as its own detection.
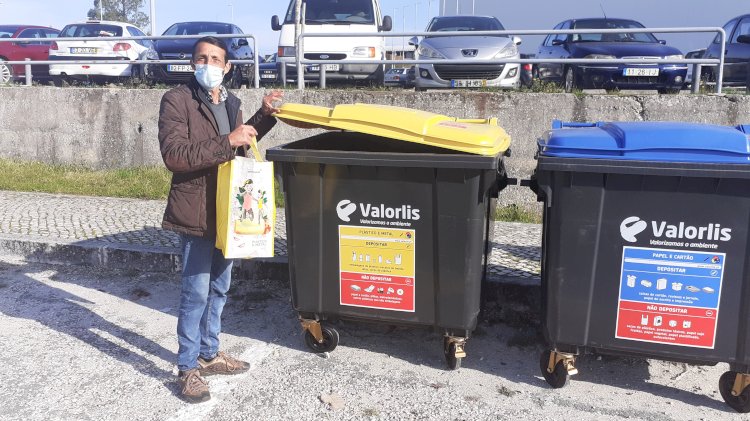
[163,22,232,36]
[426,16,504,32]
[284,0,375,25]
[0,26,20,38]
[61,24,123,37]
[571,20,658,43]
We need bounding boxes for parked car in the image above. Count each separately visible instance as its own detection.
[259,53,278,85]
[703,14,750,87]
[384,67,408,87]
[536,18,686,93]
[0,25,60,84]
[48,20,154,85]
[147,21,253,88]
[411,15,521,91]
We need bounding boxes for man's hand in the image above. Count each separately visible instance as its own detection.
[261,90,284,115]
[228,124,259,148]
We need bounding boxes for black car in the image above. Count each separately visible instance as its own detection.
[259,53,279,85]
[146,21,253,87]
[703,14,750,86]
[536,18,686,93]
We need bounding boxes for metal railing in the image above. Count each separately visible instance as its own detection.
[0,33,261,88]
[293,26,726,93]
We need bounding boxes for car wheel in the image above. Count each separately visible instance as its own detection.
[0,60,11,85]
[51,76,68,87]
[226,67,243,89]
[129,65,143,84]
[564,67,577,93]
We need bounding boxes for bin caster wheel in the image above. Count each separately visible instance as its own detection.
[719,371,750,413]
[303,324,339,353]
[540,350,576,389]
[443,337,467,370]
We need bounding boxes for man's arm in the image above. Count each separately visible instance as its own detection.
[158,90,235,173]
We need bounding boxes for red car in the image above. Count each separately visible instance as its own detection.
[0,25,60,84]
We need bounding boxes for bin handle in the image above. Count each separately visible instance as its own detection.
[551,120,605,129]
[537,139,750,157]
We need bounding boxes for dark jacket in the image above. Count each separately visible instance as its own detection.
[158,79,277,237]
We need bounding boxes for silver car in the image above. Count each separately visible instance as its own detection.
[413,16,521,91]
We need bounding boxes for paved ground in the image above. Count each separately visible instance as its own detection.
[0,256,738,421]
[0,191,541,282]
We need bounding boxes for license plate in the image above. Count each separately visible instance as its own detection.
[309,64,340,72]
[261,74,276,79]
[167,65,194,72]
[451,79,486,88]
[623,68,659,77]
[70,47,97,54]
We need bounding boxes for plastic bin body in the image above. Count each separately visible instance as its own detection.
[268,132,506,335]
[534,121,750,372]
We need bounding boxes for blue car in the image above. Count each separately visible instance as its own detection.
[536,18,686,93]
[703,14,750,87]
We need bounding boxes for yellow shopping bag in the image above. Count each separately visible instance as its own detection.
[216,137,275,258]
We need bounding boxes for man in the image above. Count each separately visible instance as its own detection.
[158,36,283,403]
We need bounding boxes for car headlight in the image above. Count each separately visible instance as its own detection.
[417,44,445,59]
[146,49,159,60]
[584,54,616,59]
[493,43,518,59]
[353,47,376,58]
[278,46,296,57]
[664,54,684,60]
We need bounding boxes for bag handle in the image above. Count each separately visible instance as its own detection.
[248,135,264,162]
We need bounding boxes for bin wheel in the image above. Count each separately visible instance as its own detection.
[540,350,570,388]
[719,371,750,413]
[303,324,339,353]
[443,337,464,370]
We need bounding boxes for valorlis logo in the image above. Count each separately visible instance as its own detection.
[336,199,420,222]
[620,216,732,243]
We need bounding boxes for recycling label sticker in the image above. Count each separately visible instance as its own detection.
[338,225,415,312]
[615,246,725,349]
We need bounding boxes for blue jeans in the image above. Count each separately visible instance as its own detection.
[177,233,233,372]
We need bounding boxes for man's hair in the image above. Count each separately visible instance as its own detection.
[192,36,229,62]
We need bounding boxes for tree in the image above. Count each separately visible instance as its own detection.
[87,0,150,32]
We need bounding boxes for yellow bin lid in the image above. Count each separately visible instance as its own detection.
[274,103,510,156]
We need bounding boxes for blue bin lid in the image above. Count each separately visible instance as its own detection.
[539,120,750,163]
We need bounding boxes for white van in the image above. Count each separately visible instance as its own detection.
[271,0,392,84]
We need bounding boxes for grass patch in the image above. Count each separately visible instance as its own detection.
[0,159,287,207]
[494,204,542,224]
[0,160,171,199]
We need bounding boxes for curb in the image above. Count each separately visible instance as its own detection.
[0,237,541,322]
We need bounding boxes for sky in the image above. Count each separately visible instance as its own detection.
[1,0,748,55]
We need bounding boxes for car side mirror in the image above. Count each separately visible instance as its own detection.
[408,36,419,46]
[512,36,522,46]
[380,15,393,32]
[271,15,282,31]
[551,39,565,46]
[238,39,249,47]
[658,39,666,45]
[737,34,750,44]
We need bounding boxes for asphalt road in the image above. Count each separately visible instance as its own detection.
[0,255,740,420]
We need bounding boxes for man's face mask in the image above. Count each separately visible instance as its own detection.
[194,64,225,90]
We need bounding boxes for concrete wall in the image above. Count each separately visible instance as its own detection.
[1,86,749,205]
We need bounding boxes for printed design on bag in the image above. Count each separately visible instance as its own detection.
[234,179,271,235]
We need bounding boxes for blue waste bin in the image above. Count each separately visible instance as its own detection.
[532,120,750,413]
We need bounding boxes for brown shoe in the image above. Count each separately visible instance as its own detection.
[178,368,210,403]
[198,351,250,376]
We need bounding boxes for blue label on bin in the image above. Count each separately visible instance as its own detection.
[615,246,724,348]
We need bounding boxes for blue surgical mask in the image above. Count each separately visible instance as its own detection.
[194,64,225,90]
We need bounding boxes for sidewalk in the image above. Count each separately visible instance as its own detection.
[0,191,542,286]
